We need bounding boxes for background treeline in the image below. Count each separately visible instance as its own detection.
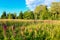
[0,2,60,20]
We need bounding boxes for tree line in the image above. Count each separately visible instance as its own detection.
[0,2,60,20]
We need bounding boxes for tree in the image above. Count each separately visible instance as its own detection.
[34,5,49,20]
[1,11,7,19]
[12,13,17,19]
[23,11,34,19]
[7,13,13,19]
[51,2,60,20]
[34,5,42,20]
[18,11,23,19]
[7,12,17,19]
[51,2,60,14]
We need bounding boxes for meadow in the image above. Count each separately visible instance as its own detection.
[0,20,60,40]
[0,1,60,40]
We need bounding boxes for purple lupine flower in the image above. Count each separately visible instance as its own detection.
[3,24,7,31]
[2,23,7,37]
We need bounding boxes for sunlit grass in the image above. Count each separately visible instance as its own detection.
[0,21,60,40]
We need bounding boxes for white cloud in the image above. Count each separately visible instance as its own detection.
[26,0,60,10]
[44,0,54,6]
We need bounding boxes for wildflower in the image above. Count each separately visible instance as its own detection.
[2,23,7,38]
[3,23,7,31]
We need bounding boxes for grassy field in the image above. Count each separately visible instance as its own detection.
[0,19,60,40]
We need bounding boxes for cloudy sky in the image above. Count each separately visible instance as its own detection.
[0,0,60,15]
[26,0,60,10]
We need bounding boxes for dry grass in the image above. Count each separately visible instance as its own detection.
[0,19,60,24]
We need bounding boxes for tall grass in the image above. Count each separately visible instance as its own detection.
[0,21,60,40]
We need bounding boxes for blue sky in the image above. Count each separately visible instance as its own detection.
[0,0,60,16]
[0,0,28,15]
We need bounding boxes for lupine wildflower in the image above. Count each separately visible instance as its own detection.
[2,23,7,37]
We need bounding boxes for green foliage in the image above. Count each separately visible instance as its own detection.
[51,2,60,14]
[13,13,17,19]
[50,2,60,20]
[34,5,50,20]
[7,13,13,19]
[0,22,60,40]
[7,13,17,19]
[1,11,7,19]
[23,11,34,19]
[18,11,23,19]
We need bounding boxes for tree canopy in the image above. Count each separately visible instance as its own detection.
[0,2,60,20]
